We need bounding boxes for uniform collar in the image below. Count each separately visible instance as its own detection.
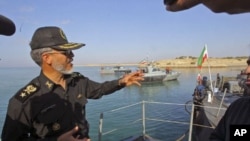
[38,71,74,91]
[38,71,56,91]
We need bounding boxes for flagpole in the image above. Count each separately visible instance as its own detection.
[197,44,214,102]
[207,59,214,95]
[205,44,214,102]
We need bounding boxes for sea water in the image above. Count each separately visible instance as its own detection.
[0,66,243,141]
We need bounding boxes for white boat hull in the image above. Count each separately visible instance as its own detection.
[163,72,181,81]
[100,66,131,74]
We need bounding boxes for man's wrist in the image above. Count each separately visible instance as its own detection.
[118,79,126,87]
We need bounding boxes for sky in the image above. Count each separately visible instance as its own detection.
[0,0,250,67]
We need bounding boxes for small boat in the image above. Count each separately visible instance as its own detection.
[139,64,181,83]
[100,66,132,74]
[140,64,166,83]
[100,66,115,74]
[163,69,181,81]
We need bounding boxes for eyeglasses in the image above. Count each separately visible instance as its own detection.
[44,50,73,56]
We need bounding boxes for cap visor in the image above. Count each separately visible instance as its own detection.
[52,43,85,50]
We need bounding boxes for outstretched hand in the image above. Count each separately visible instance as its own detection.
[57,126,91,141]
[119,71,144,86]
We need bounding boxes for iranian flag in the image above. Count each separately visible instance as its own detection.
[197,45,208,69]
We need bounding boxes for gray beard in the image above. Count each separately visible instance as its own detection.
[52,62,73,74]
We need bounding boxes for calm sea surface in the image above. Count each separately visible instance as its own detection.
[0,66,244,141]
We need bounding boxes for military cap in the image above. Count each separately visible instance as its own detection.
[29,26,85,50]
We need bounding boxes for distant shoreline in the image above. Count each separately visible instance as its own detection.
[78,57,248,68]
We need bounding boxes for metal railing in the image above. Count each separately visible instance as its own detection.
[98,100,228,141]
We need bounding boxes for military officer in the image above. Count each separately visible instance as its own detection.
[1,26,144,141]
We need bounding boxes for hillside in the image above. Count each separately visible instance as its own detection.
[155,57,248,68]
[83,57,249,68]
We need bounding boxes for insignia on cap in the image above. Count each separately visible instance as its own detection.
[45,81,53,89]
[52,122,61,131]
[59,29,67,40]
[58,43,82,49]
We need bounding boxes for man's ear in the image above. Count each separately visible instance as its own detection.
[42,54,52,65]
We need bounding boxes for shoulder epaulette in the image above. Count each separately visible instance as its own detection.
[15,79,40,103]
